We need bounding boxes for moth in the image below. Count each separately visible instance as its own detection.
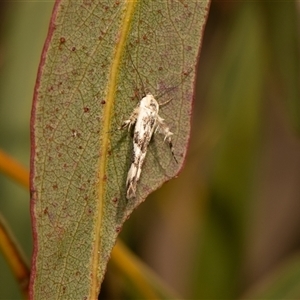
[120,93,177,199]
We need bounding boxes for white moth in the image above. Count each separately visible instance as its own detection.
[120,93,177,199]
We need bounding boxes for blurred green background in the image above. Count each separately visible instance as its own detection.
[1,1,300,299]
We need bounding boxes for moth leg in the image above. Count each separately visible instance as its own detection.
[119,107,139,131]
[157,116,178,163]
[159,97,172,107]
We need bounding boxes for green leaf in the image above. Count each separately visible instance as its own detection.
[30,0,210,298]
[262,1,300,133]
[193,2,267,298]
[242,254,300,299]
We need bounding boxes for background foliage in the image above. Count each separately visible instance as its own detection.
[1,1,300,299]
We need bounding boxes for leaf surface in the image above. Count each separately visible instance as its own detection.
[30,0,210,298]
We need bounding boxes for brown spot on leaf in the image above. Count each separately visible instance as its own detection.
[46,124,54,131]
[186,45,192,51]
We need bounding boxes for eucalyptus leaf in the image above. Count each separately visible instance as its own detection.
[30,0,210,298]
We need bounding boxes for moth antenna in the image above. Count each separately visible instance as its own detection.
[156,67,193,100]
[128,53,147,98]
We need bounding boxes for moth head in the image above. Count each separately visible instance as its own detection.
[141,94,159,112]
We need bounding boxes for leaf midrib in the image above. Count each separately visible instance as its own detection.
[92,1,138,296]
